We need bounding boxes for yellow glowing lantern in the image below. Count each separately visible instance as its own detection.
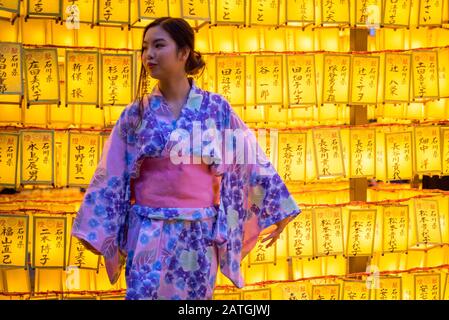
[0,215,28,268]
[0,133,19,187]
[385,131,413,181]
[0,0,20,15]
[181,0,210,21]
[287,209,314,258]
[414,273,441,300]
[382,0,411,27]
[382,205,409,254]
[279,282,310,300]
[254,55,283,106]
[130,0,169,27]
[314,207,344,256]
[412,50,439,100]
[250,0,280,26]
[249,236,276,265]
[68,231,100,270]
[32,216,67,268]
[350,55,380,105]
[312,284,340,300]
[213,292,242,300]
[20,130,54,185]
[215,0,245,24]
[285,0,315,25]
[414,126,442,174]
[375,276,402,300]
[346,209,377,257]
[418,0,443,26]
[342,280,370,300]
[242,288,271,300]
[320,0,350,25]
[384,53,411,103]
[215,56,246,106]
[0,42,22,103]
[355,0,381,27]
[97,0,130,25]
[442,127,449,175]
[349,129,376,178]
[66,51,99,106]
[322,54,350,104]
[438,48,449,98]
[286,54,317,107]
[413,198,442,247]
[277,132,307,182]
[62,0,94,26]
[101,54,133,107]
[312,128,345,178]
[67,133,100,187]
[27,0,60,17]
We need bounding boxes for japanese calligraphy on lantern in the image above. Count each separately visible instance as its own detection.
[412,51,439,99]
[314,207,344,256]
[286,0,315,23]
[68,233,100,269]
[0,42,22,95]
[66,51,99,105]
[215,0,245,24]
[0,215,28,268]
[24,49,59,104]
[101,54,133,106]
[320,0,350,24]
[384,53,411,103]
[350,55,380,105]
[242,288,271,300]
[312,129,345,178]
[216,56,246,106]
[33,216,67,268]
[277,132,307,182]
[442,128,449,175]
[415,274,440,300]
[382,0,411,26]
[27,0,60,15]
[347,209,377,256]
[385,132,413,181]
[355,0,381,26]
[287,209,313,258]
[349,129,375,178]
[438,48,449,97]
[312,284,340,300]
[322,54,350,104]
[287,54,317,106]
[20,130,54,185]
[213,292,241,300]
[254,55,283,105]
[250,0,279,25]
[444,274,449,300]
[98,0,129,23]
[343,281,369,300]
[181,0,211,20]
[418,0,443,26]
[0,0,20,13]
[68,133,100,187]
[414,126,442,174]
[414,199,442,246]
[138,0,169,19]
[281,283,310,300]
[382,205,409,253]
[249,236,276,265]
[375,277,402,300]
[0,133,19,187]
[62,0,95,24]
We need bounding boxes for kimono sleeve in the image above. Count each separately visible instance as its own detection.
[71,107,133,284]
[215,99,302,288]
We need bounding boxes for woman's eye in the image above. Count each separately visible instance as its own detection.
[156,44,163,48]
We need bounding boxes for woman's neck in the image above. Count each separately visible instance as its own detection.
[157,77,192,104]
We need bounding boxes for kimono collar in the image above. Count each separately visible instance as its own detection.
[149,78,203,112]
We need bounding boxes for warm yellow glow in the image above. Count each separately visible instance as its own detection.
[414,126,442,174]
[0,215,28,267]
[277,132,307,182]
[66,51,99,105]
[312,129,345,178]
[384,53,411,103]
[215,56,245,106]
[350,55,380,105]
[349,129,376,178]
[385,131,413,181]
[286,54,317,106]
[20,131,54,185]
[33,216,66,268]
[0,133,19,186]
[322,54,350,104]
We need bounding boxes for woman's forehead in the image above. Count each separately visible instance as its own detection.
[144,26,172,43]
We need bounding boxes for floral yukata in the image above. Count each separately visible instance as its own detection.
[72,78,301,300]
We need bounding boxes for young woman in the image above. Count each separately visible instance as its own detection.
[72,17,301,300]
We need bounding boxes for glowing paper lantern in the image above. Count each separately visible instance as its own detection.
[287,209,314,258]
[68,235,100,270]
[101,54,133,106]
[24,48,60,105]
[97,0,130,24]
[32,216,67,268]
[66,51,99,106]
[181,0,211,20]
[254,55,283,106]
[312,129,345,178]
[355,0,381,26]
[0,42,22,96]
[213,292,241,300]
[215,0,245,24]
[438,48,449,97]
[27,0,61,17]
[322,54,350,104]
[132,0,169,27]
[412,51,439,99]
[286,54,317,106]
[320,0,350,25]
[414,199,442,247]
[62,0,94,26]
[67,133,100,187]
[314,207,344,256]
[418,0,443,26]
[385,131,413,181]
[249,236,276,265]
[350,55,380,105]
[250,0,279,26]
[280,282,310,300]
[311,284,340,300]
[384,53,411,103]
[277,132,307,182]
[382,0,411,27]
[0,215,28,268]
[0,133,19,187]
[349,129,376,178]
[414,273,440,300]
[444,274,449,300]
[382,205,409,254]
[0,0,20,14]
[242,288,271,300]
[216,56,246,106]
[442,128,449,175]
[342,280,369,300]
[20,130,54,185]
[347,209,377,257]
[414,126,442,174]
[375,276,402,300]
[285,0,315,25]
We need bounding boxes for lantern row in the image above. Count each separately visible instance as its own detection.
[1,43,449,107]
[1,125,449,187]
[1,0,447,29]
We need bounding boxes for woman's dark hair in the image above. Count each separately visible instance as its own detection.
[133,17,206,130]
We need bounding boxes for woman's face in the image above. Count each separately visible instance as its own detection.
[142,25,189,80]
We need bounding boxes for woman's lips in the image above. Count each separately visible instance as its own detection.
[148,63,157,69]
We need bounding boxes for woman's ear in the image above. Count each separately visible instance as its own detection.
[178,46,191,62]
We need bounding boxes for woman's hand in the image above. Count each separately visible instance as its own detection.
[261,215,294,248]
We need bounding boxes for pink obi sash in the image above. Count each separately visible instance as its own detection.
[131,156,221,208]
